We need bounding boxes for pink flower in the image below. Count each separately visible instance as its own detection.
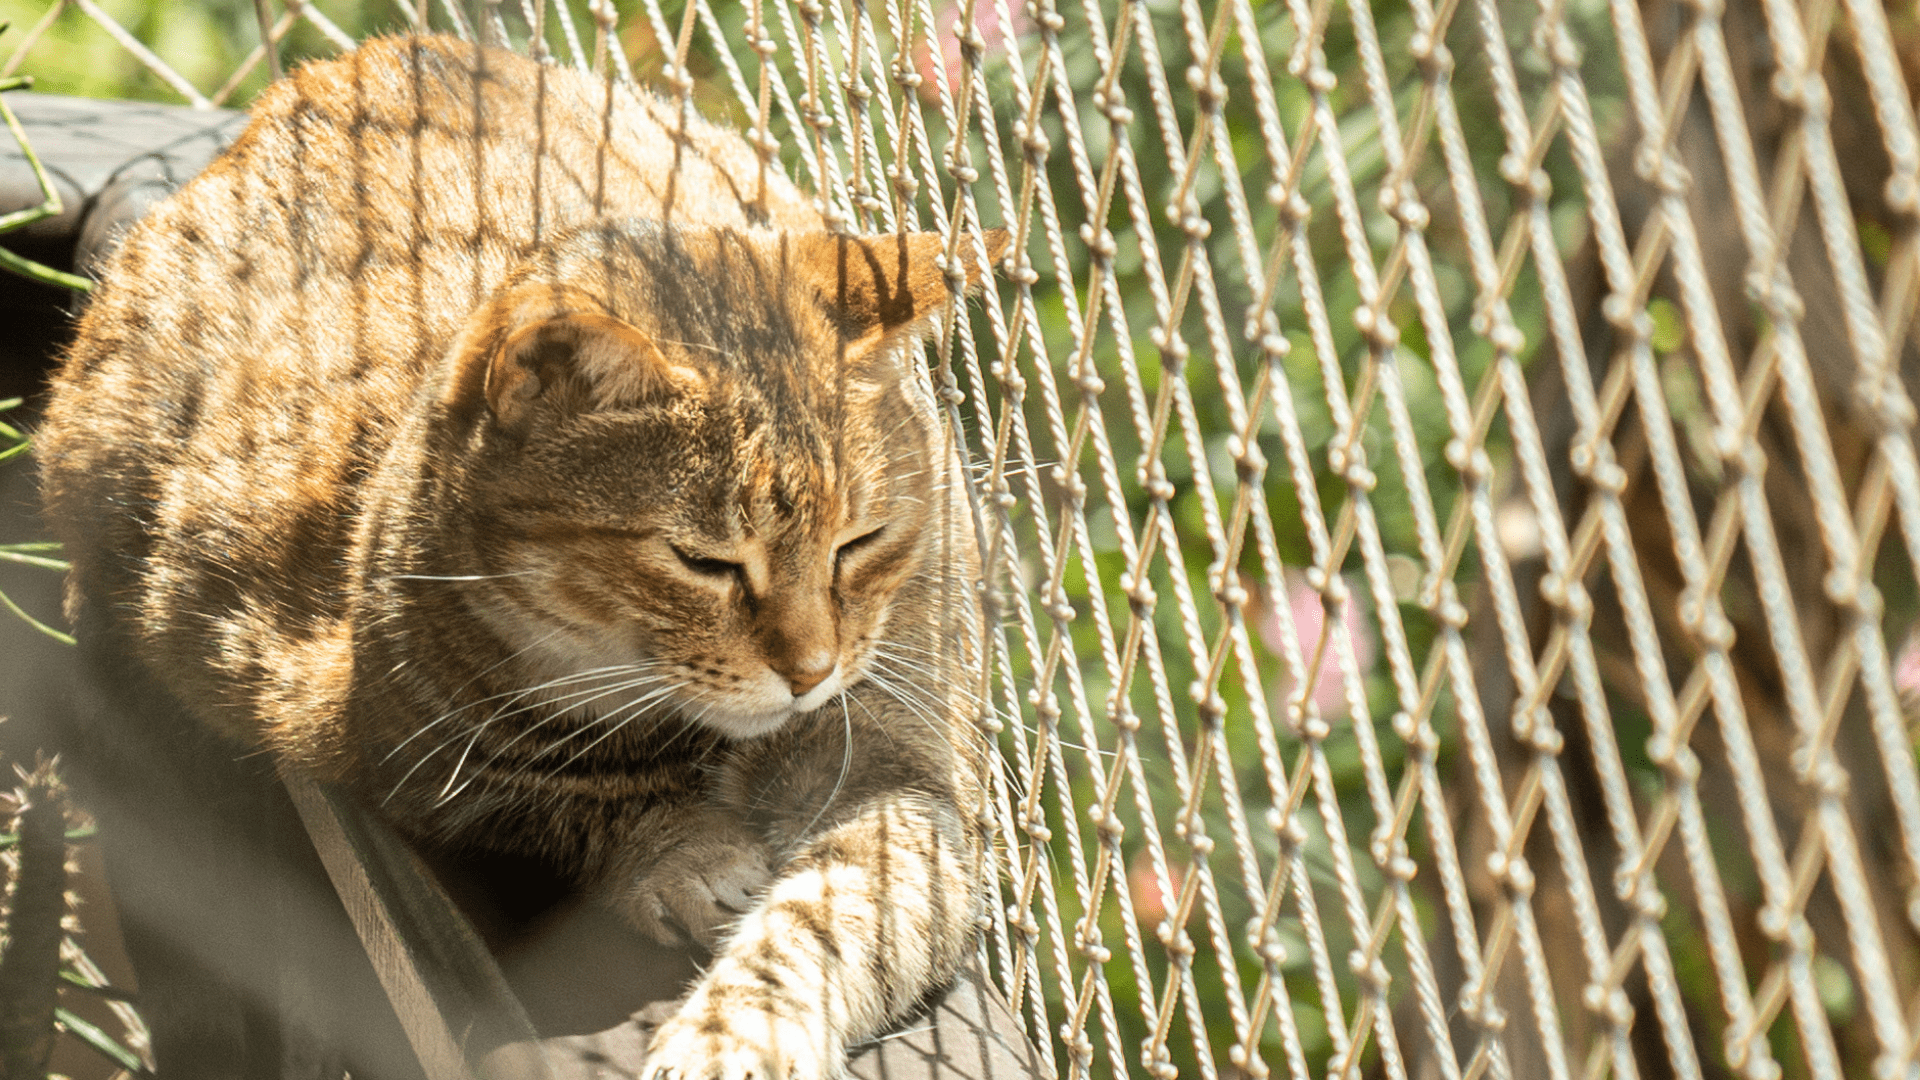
[1129,848,1186,927]
[1250,573,1376,717]
[913,1,1030,99]
[1896,632,1920,698]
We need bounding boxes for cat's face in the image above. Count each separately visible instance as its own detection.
[440,223,1000,739]
[465,371,940,739]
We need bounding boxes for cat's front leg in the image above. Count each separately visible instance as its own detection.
[644,793,980,1080]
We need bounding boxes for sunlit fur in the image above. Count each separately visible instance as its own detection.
[38,34,1004,1079]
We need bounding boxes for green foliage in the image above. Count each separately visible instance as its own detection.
[0,24,91,291]
[0,0,403,103]
[0,400,71,646]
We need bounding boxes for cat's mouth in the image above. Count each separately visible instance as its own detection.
[788,669,845,713]
[691,665,850,740]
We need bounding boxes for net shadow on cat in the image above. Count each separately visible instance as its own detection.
[33,30,1027,1080]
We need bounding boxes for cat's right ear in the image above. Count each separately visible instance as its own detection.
[790,229,1010,348]
[449,285,703,436]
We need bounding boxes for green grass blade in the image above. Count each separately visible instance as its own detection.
[54,1007,148,1076]
[0,587,73,645]
[0,549,68,572]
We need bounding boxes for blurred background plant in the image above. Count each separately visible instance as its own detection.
[0,0,1620,1075]
[0,394,145,1075]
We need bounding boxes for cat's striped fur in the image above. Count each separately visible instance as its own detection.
[38,34,1002,1078]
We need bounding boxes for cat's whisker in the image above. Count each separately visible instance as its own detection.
[385,662,631,755]
[432,719,503,804]
[642,703,724,801]
[861,637,957,659]
[389,667,670,802]
[385,570,536,582]
[640,698,719,762]
[870,647,991,703]
[862,658,968,718]
[859,684,1020,800]
[857,668,973,759]
[861,654,976,711]
[846,691,901,753]
[537,688,680,779]
[438,710,578,804]
[378,629,617,758]
[794,692,855,840]
[863,647,979,695]
[645,335,729,358]
[862,632,975,662]
[873,410,931,453]
[402,621,570,701]
[462,675,678,788]
[863,669,1021,791]
[556,702,709,813]
[858,662,939,711]
[383,661,656,767]
[1055,734,1118,761]
[853,459,925,489]
[864,673,1005,787]
[523,681,681,768]
[429,670,673,787]
[472,667,671,733]
[437,710,570,807]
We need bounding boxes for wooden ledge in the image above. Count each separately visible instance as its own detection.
[289,768,1042,1080]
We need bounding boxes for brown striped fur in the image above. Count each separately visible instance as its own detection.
[38,34,1005,1077]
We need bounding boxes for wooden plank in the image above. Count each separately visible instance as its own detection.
[522,955,1042,1080]
[288,768,1044,1080]
[282,768,556,1080]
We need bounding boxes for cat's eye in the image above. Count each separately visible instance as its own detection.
[671,545,742,581]
[835,526,887,570]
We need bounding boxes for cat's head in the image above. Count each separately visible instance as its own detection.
[435,221,1006,739]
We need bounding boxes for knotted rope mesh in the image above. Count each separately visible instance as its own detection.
[8,0,1920,1078]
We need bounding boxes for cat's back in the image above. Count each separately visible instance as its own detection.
[38,35,817,727]
[51,34,812,418]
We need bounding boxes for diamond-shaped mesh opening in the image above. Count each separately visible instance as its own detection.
[8,0,1920,1077]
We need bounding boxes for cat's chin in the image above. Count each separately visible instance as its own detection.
[692,671,849,741]
[691,705,806,741]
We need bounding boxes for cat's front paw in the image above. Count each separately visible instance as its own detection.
[621,829,774,950]
[646,1005,833,1080]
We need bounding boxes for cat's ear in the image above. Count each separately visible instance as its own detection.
[792,229,1009,347]
[453,284,703,435]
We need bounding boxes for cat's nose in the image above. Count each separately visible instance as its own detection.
[783,655,834,697]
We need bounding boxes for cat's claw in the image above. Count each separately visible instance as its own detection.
[645,1007,833,1080]
[624,833,774,950]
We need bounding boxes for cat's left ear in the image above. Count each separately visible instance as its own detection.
[792,229,1010,348]
[447,284,704,435]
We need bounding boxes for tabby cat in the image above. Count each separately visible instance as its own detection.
[38,33,1003,1077]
